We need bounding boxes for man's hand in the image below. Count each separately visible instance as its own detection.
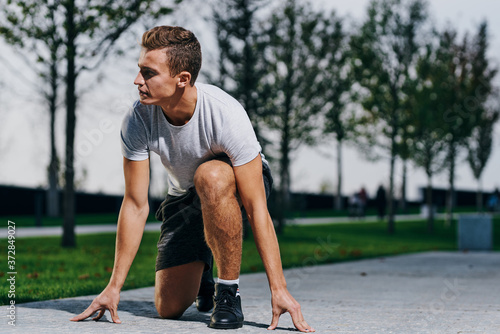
[70,286,122,323]
[268,289,315,332]
[233,156,314,332]
[69,158,150,324]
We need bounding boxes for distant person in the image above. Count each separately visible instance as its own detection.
[487,188,499,212]
[349,192,361,218]
[70,26,313,332]
[359,187,367,218]
[375,185,387,220]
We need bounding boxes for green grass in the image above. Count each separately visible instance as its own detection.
[287,206,479,218]
[1,217,499,305]
[1,213,158,227]
[288,207,418,218]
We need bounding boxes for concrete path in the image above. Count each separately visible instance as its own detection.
[1,222,163,238]
[4,251,500,333]
[286,212,462,226]
[1,212,470,238]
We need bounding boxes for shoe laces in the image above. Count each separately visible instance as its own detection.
[214,289,237,313]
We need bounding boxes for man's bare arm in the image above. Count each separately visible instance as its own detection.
[70,157,150,323]
[233,155,314,332]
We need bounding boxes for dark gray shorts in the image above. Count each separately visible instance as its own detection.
[155,161,273,272]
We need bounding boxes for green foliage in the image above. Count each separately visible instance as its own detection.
[424,22,499,218]
[211,0,269,148]
[255,0,330,231]
[408,40,448,178]
[437,27,478,155]
[317,11,357,143]
[259,0,326,149]
[467,110,499,181]
[350,0,428,158]
[313,10,357,210]
[350,0,429,233]
[464,22,499,183]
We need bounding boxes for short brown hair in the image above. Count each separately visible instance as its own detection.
[141,26,201,86]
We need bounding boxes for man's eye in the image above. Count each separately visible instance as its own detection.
[142,70,155,79]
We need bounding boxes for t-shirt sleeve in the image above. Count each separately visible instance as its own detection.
[219,103,261,167]
[120,104,150,161]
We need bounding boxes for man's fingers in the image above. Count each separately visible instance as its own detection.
[70,305,99,322]
[290,308,315,333]
[292,319,315,333]
[109,307,122,324]
[70,289,121,323]
[267,311,280,330]
[92,309,105,321]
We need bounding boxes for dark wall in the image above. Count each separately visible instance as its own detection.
[0,186,47,216]
[0,184,494,217]
[0,185,163,216]
[419,187,492,207]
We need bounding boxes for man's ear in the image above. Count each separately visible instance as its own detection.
[177,71,192,88]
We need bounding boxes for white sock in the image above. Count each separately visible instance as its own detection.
[217,278,239,286]
[218,278,240,296]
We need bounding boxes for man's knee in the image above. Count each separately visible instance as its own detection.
[155,297,189,319]
[194,160,236,201]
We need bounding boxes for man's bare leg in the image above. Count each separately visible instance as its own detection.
[194,159,245,329]
[155,261,205,319]
[194,159,242,280]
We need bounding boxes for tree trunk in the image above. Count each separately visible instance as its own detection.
[476,178,483,213]
[388,152,396,234]
[387,84,399,234]
[387,100,399,234]
[399,159,407,214]
[277,106,291,235]
[426,173,434,233]
[47,44,60,218]
[62,0,77,247]
[445,143,456,227]
[47,115,59,217]
[335,138,343,210]
[276,34,295,235]
[277,148,290,235]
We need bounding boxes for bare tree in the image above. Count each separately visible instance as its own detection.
[1,1,63,217]
[1,0,183,247]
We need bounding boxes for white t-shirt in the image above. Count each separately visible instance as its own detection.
[121,82,264,196]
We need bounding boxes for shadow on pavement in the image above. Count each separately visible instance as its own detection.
[242,320,298,332]
[20,298,292,331]
[21,299,160,319]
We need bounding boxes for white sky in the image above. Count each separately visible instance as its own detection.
[1,0,499,201]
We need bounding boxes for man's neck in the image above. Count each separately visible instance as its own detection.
[161,85,197,126]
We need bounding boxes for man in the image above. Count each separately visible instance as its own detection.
[71,25,314,332]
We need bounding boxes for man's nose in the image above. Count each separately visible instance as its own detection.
[134,72,144,86]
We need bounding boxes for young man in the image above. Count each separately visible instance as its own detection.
[71,25,314,332]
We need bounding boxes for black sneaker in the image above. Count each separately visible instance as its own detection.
[196,262,215,312]
[196,295,214,313]
[209,283,244,329]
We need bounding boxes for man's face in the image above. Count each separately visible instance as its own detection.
[134,48,179,106]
